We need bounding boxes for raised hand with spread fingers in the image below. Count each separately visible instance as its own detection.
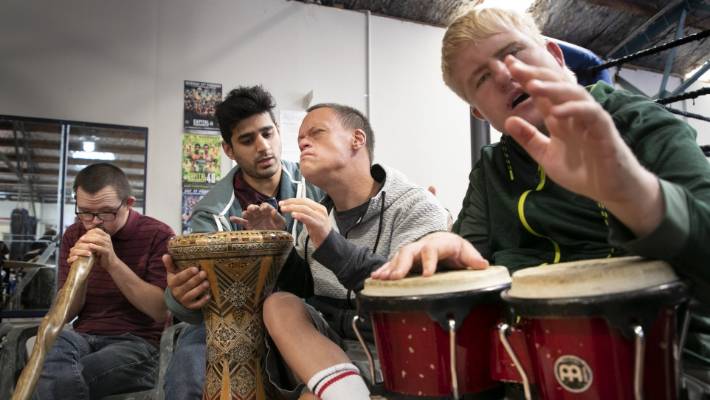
[230,202,286,230]
[503,55,663,237]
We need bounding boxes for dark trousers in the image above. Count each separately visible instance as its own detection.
[33,329,158,400]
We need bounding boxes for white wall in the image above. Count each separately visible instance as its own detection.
[369,15,470,217]
[617,67,681,97]
[0,1,160,124]
[0,0,472,232]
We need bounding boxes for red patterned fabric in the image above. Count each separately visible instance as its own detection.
[233,169,279,210]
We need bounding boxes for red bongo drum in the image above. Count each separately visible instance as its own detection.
[494,257,688,400]
[354,267,511,399]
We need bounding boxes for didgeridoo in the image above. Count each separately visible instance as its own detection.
[11,254,95,400]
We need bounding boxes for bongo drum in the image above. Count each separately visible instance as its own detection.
[495,257,688,400]
[168,230,293,400]
[354,267,511,399]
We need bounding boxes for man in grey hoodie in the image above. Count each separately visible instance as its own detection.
[264,103,449,399]
[162,85,321,400]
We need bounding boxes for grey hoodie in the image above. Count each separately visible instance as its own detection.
[302,164,449,299]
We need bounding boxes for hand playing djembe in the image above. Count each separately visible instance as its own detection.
[230,203,286,231]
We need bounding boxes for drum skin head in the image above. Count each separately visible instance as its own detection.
[168,230,293,261]
[361,266,511,297]
[507,256,678,299]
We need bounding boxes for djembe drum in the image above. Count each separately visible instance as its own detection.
[494,257,688,400]
[355,267,511,399]
[168,230,293,400]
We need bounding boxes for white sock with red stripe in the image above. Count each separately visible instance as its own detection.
[306,362,370,400]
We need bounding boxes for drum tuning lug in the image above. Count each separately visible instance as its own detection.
[633,325,645,400]
[448,318,460,400]
[498,323,532,400]
[352,315,377,385]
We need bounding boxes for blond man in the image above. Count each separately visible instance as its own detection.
[373,5,710,390]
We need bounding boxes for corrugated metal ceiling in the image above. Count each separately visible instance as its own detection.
[295,0,710,75]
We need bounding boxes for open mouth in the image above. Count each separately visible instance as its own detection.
[256,157,274,166]
[512,93,530,109]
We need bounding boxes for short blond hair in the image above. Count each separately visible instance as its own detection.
[442,6,545,97]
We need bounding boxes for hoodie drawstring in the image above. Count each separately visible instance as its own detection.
[291,178,306,246]
[371,191,385,255]
[347,191,386,309]
[305,191,387,309]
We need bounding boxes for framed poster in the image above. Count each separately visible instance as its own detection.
[182,133,222,188]
[184,80,222,131]
[279,110,306,163]
[181,188,209,234]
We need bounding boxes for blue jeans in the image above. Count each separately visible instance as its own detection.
[32,329,158,400]
[164,323,205,400]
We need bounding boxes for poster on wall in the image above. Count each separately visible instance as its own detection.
[181,188,209,234]
[279,110,306,163]
[182,133,223,188]
[184,80,222,131]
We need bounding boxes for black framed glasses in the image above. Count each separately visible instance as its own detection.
[75,202,124,222]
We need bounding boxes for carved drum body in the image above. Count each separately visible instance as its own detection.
[169,230,293,400]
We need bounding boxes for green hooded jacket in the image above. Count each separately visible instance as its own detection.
[453,81,710,367]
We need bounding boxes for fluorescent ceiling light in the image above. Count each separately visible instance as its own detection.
[82,141,96,152]
[70,151,116,161]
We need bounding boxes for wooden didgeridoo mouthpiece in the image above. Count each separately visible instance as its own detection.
[11,254,95,400]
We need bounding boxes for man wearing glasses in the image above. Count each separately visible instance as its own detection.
[33,163,174,400]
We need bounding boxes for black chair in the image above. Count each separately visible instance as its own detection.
[0,322,188,400]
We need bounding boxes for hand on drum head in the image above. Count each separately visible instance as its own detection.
[162,254,210,309]
[371,232,488,280]
[230,203,286,231]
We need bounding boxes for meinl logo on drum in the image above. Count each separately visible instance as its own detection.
[553,355,593,393]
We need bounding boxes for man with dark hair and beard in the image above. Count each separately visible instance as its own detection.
[163,85,322,399]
